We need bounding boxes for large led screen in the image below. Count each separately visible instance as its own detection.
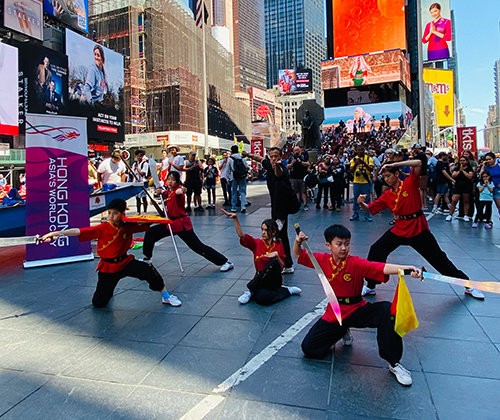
[0,43,19,135]
[321,50,411,91]
[421,0,452,62]
[423,68,454,126]
[43,0,88,33]
[324,101,411,133]
[3,0,43,40]
[332,0,406,58]
[66,29,124,141]
[278,69,312,94]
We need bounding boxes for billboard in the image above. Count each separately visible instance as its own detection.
[43,0,88,33]
[321,50,411,91]
[421,0,452,62]
[0,43,19,136]
[332,0,406,58]
[457,127,477,157]
[66,29,124,141]
[324,101,411,133]
[278,69,312,94]
[423,68,454,126]
[3,0,43,40]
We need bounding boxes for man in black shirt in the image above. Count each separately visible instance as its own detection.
[286,146,311,210]
[184,150,204,212]
[432,152,454,214]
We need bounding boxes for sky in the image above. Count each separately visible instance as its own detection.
[452,0,500,144]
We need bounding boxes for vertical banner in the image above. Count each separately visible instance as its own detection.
[457,127,477,157]
[251,139,264,158]
[423,68,454,126]
[24,113,94,268]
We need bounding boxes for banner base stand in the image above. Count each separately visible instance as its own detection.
[23,253,95,269]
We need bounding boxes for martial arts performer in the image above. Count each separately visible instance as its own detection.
[222,209,301,305]
[142,171,234,272]
[358,159,484,299]
[294,224,421,386]
[41,199,182,308]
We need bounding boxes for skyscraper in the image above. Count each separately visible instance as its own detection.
[233,0,267,91]
[264,0,325,96]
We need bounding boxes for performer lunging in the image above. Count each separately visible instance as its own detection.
[358,159,484,299]
[41,199,181,308]
[142,171,234,272]
[294,224,421,386]
[222,209,301,305]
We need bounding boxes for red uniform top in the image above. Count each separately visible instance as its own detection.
[240,233,286,273]
[79,222,149,273]
[368,169,429,238]
[161,188,193,233]
[298,250,388,323]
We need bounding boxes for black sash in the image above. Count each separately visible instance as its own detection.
[398,210,424,220]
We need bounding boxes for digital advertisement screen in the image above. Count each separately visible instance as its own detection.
[421,0,452,62]
[423,68,454,126]
[324,82,403,108]
[43,0,88,33]
[278,69,312,94]
[3,0,43,40]
[0,43,19,136]
[66,29,124,141]
[324,101,411,133]
[332,0,406,58]
[321,50,411,91]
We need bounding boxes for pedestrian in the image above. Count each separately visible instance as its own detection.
[203,157,218,209]
[432,152,453,214]
[357,159,484,300]
[223,210,301,305]
[141,171,234,272]
[479,152,500,219]
[243,147,299,274]
[131,150,150,215]
[473,171,494,229]
[228,145,249,213]
[219,152,231,206]
[350,144,374,221]
[287,146,311,211]
[330,156,345,211]
[41,199,182,308]
[183,150,204,212]
[446,155,473,222]
[96,150,127,187]
[293,224,421,386]
[316,155,332,209]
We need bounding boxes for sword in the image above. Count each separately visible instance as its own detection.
[294,223,342,325]
[148,156,185,276]
[0,235,41,247]
[421,270,500,294]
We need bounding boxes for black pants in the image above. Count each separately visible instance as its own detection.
[274,214,293,268]
[317,182,330,207]
[93,259,164,308]
[302,301,402,365]
[136,196,148,214]
[247,259,291,305]
[330,185,343,209]
[221,178,231,204]
[474,201,492,223]
[143,224,228,266]
[365,229,468,289]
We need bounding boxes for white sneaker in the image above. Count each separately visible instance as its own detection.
[220,261,234,272]
[341,329,353,346]
[162,295,182,306]
[389,363,412,386]
[139,257,152,264]
[276,219,284,231]
[465,287,485,300]
[445,215,452,222]
[463,215,470,222]
[287,286,302,295]
[361,285,376,296]
[238,290,252,304]
[282,267,295,274]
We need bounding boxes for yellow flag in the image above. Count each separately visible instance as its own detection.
[393,271,419,337]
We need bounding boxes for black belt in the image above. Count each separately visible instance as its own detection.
[398,210,424,220]
[101,254,128,263]
[337,295,362,305]
[168,215,187,221]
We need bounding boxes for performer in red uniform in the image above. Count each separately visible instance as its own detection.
[223,209,301,305]
[142,171,234,272]
[41,199,181,307]
[293,224,421,386]
[358,159,484,299]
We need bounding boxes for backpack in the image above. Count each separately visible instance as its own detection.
[428,160,437,181]
[231,156,248,179]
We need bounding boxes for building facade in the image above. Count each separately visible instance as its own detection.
[276,92,316,135]
[264,0,325,97]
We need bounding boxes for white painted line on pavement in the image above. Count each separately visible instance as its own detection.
[178,299,328,420]
[425,212,434,221]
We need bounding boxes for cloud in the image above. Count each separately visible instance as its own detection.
[466,108,487,115]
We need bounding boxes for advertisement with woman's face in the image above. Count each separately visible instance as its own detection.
[421,0,452,62]
[65,29,124,141]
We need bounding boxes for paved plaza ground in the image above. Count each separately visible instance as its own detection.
[1,182,500,420]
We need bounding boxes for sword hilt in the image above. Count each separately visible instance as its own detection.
[294,223,301,235]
